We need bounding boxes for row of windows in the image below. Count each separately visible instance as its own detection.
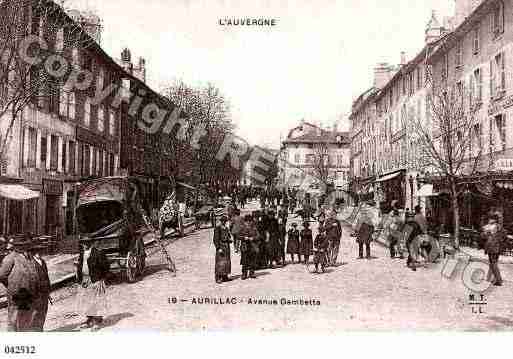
[292,153,347,166]
[23,127,116,177]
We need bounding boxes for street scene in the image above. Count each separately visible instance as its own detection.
[1,0,513,334]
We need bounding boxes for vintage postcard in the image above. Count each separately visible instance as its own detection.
[0,0,512,339]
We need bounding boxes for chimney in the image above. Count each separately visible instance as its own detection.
[138,57,146,83]
[373,62,393,89]
[400,51,407,68]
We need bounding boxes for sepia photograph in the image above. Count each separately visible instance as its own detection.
[0,0,512,344]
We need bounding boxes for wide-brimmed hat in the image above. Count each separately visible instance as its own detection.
[291,222,298,227]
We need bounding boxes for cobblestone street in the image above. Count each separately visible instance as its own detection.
[1,203,511,331]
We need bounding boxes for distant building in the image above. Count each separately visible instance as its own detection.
[280,120,350,198]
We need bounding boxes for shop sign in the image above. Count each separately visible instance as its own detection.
[43,179,63,195]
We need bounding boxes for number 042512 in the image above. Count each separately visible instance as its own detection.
[4,346,36,354]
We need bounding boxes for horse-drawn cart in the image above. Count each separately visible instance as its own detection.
[75,177,148,283]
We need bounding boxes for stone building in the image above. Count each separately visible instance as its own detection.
[280,120,350,201]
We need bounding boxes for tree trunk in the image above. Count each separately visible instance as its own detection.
[451,180,460,249]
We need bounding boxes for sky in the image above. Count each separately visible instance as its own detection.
[69,0,455,148]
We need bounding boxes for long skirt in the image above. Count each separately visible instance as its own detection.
[286,236,300,254]
[75,279,109,318]
[215,248,231,277]
[267,236,282,261]
[300,237,313,257]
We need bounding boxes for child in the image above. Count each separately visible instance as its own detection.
[300,222,313,264]
[313,226,329,273]
[286,223,300,263]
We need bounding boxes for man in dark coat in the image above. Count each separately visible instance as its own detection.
[483,215,504,286]
[313,226,329,273]
[255,211,268,269]
[30,246,50,331]
[286,222,300,263]
[325,210,342,265]
[213,216,232,283]
[0,237,40,332]
[240,215,258,279]
[404,214,423,271]
[356,212,374,259]
[300,222,313,264]
[266,211,283,267]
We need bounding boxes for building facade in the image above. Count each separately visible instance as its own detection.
[280,121,350,199]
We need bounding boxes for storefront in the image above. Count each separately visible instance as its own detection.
[374,170,406,211]
[0,184,40,236]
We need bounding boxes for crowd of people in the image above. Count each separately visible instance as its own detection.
[213,196,343,282]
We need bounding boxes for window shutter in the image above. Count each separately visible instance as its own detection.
[501,113,507,150]
[469,74,474,107]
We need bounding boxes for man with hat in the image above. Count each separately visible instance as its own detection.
[313,225,329,273]
[29,243,51,331]
[0,236,40,331]
[213,215,232,284]
[356,210,374,259]
[286,222,300,263]
[483,215,505,286]
[239,214,258,279]
[300,221,313,264]
[325,209,342,266]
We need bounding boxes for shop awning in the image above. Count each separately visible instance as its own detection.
[416,184,438,197]
[375,171,401,183]
[0,184,40,200]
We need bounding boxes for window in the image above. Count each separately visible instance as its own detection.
[50,135,58,171]
[49,81,59,114]
[455,43,462,68]
[473,24,480,54]
[109,109,116,136]
[84,97,91,127]
[55,28,64,52]
[72,48,79,67]
[492,1,504,37]
[490,52,505,98]
[59,87,67,117]
[69,92,76,120]
[98,69,104,90]
[442,53,449,81]
[109,153,115,176]
[294,153,300,164]
[40,136,47,166]
[28,127,36,168]
[417,66,423,90]
[61,141,66,172]
[494,114,507,151]
[306,154,314,164]
[69,141,75,174]
[474,68,482,102]
[83,144,90,177]
[98,106,105,132]
[98,149,103,177]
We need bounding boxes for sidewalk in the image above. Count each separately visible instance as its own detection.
[0,217,198,309]
[338,206,513,265]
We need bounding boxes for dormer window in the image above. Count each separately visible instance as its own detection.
[492,1,504,37]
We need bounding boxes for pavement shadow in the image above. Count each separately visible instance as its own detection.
[486,316,513,329]
[50,312,134,332]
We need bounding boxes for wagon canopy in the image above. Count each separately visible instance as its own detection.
[77,177,128,207]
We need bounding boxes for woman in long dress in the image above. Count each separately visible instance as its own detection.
[213,216,232,283]
[286,223,300,263]
[76,240,110,330]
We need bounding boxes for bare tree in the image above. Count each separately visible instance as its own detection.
[409,68,491,247]
[162,81,238,193]
[312,141,331,187]
[0,0,94,168]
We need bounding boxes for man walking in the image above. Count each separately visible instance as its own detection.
[356,211,374,259]
[483,215,504,286]
[0,237,40,332]
[213,216,232,284]
[240,215,258,280]
[30,245,50,331]
[230,209,243,253]
[325,210,342,266]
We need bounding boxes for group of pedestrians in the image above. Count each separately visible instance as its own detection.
[0,236,50,332]
[213,201,344,282]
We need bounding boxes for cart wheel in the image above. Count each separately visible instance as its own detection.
[136,238,146,275]
[126,251,138,283]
